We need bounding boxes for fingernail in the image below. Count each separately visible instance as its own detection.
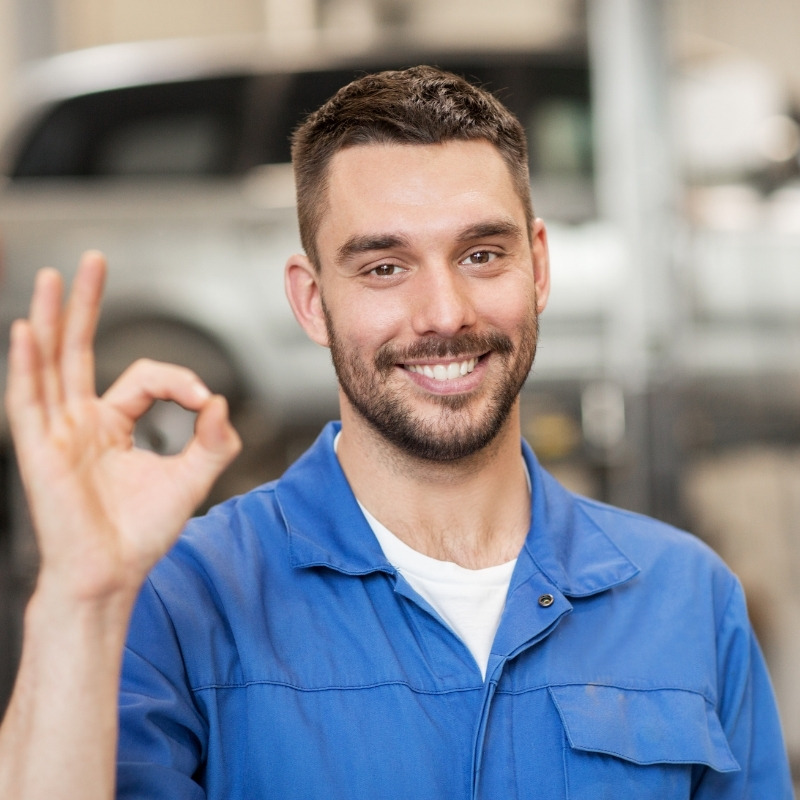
[193,383,212,401]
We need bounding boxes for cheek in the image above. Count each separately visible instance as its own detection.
[348,292,408,338]
[481,290,536,334]
[330,297,407,355]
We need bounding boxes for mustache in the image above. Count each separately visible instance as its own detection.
[374,331,514,372]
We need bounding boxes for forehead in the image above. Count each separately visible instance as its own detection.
[317,140,526,251]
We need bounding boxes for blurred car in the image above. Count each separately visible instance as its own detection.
[0,37,603,462]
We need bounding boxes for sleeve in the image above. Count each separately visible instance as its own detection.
[692,577,794,799]
[116,577,209,800]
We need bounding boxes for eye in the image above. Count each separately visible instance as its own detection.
[369,263,404,277]
[461,250,497,266]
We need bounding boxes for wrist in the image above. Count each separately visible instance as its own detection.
[25,576,138,654]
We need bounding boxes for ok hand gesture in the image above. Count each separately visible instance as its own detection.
[5,251,242,603]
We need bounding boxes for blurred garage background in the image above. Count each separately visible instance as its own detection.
[0,0,799,781]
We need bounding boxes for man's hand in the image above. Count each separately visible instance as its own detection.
[6,250,241,602]
[0,251,241,799]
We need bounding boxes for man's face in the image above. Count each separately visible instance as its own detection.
[310,139,549,461]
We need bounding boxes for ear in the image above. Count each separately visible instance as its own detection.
[530,218,551,314]
[284,253,330,347]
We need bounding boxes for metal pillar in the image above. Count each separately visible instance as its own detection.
[586,0,682,519]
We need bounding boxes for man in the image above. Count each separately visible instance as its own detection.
[0,66,792,798]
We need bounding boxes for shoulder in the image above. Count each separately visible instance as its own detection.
[146,480,287,603]
[525,440,736,592]
[570,489,742,610]
[127,481,292,683]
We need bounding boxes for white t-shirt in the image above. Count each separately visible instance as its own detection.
[360,504,516,679]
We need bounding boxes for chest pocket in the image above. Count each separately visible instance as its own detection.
[548,684,739,799]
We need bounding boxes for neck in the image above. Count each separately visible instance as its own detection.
[336,403,530,569]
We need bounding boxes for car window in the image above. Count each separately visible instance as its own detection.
[12,76,249,178]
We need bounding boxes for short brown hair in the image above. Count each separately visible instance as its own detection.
[291,65,533,269]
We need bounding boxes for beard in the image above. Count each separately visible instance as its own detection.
[323,301,539,462]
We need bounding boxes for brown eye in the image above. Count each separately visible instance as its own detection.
[371,263,402,277]
[463,251,495,266]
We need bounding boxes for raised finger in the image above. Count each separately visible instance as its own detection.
[27,267,65,411]
[62,251,107,400]
[102,358,213,423]
[5,319,47,448]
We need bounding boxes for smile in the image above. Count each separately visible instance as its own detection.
[404,358,478,381]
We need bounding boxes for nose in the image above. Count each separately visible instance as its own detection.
[410,262,477,338]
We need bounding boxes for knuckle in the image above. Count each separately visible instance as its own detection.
[128,357,197,381]
[130,357,159,371]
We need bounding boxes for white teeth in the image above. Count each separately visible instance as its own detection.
[407,358,477,381]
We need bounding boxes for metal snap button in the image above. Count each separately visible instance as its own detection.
[538,593,555,608]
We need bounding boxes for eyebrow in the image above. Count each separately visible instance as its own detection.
[335,218,525,267]
[454,219,525,245]
[335,233,411,266]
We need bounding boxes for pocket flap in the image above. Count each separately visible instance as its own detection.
[549,684,739,773]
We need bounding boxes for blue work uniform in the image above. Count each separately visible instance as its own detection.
[117,422,793,798]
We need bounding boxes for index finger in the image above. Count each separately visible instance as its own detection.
[61,251,107,399]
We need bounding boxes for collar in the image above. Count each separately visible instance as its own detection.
[276,422,394,576]
[275,421,639,598]
[521,444,640,597]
